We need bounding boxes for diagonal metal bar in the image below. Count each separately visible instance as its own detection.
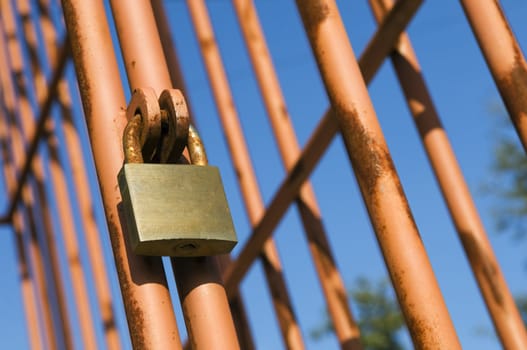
[223,0,422,296]
[1,39,69,223]
[460,0,527,155]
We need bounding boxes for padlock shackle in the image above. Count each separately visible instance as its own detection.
[124,116,207,166]
[187,125,208,166]
[123,113,144,164]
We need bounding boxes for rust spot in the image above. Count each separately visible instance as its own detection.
[492,1,527,131]
[68,255,81,267]
[334,105,416,227]
[297,1,330,30]
[280,104,289,121]
[20,270,30,281]
[61,1,93,122]
[391,273,442,349]
[234,167,242,181]
[199,36,215,52]
[334,105,385,197]
[498,60,527,128]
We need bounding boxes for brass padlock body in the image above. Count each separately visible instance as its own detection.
[118,163,237,256]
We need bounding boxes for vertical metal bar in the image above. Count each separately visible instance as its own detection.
[35,0,122,347]
[0,103,43,350]
[60,1,182,348]
[185,1,305,349]
[460,0,527,153]
[370,0,527,348]
[0,76,61,347]
[231,1,366,348]
[15,1,99,348]
[150,4,256,348]
[294,1,462,348]
[11,213,44,350]
[150,0,193,116]
[0,5,73,348]
[214,256,255,350]
[107,1,240,348]
[0,25,45,350]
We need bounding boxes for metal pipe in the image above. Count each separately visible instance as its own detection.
[460,0,527,154]
[0,5,73,347]
[108,1,240,348]
[369,0,527,348]
[0,101,54,350]
[295,0,461,347]
[60,1,182,348]
[0,77,62,347]
[12,212,44,350]
[15,1,101,347]
[186,1,305,348]
[231,1,367,347]
[0,106,43,350]
[223,0,421,299]
[150,2,255,348]
[35,0,122,347]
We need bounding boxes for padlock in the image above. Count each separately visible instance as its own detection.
[118,89,237,257]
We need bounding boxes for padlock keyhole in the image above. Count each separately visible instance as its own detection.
[178,243,198,251]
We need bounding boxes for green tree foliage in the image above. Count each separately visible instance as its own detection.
[517,295,527,326]
[488,106,527,327]
[487,105,527,238]
[351,278,406,350]
[311,277,407,350]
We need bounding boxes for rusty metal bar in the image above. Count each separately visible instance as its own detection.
[223,0,421,297]
[15,1,101,347]
[0,38,68,224]
[460,0,527,154]
[231,1,366,348]
[108,1,240,348]
[185,1,305,349]
[0,99,43,350]
[150,2,256,348]
[11,213,44,350]
[369,0,527,348]
[0,105,52,350]
[0,79,62,347]
[34,0,122,347]
[60,1,182,348]
[295,0,461,348]
[0,3,74,347]
[150,0,193,117]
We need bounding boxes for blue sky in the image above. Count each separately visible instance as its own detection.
[1,1,526,349]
